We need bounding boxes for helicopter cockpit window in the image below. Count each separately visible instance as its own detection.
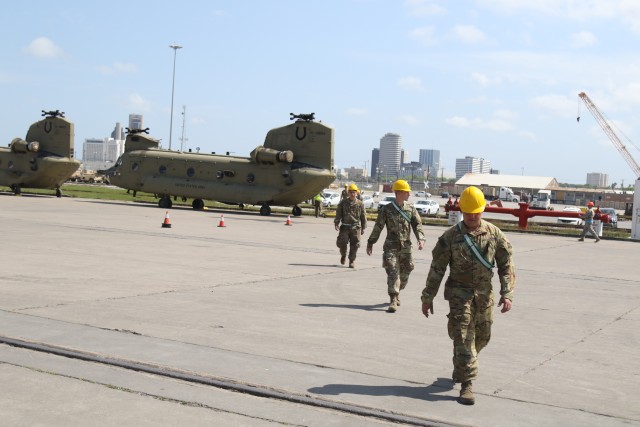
[115,156,123,167]
[246,173,255,183]
[132,162,139,171]
[159,165,167,174]
[187,167,195,177]
[216,170,224,179]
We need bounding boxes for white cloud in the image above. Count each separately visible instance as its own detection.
[128,93,151,112]
[404,0,446,17]
[401,114,420,126]
[471,72,501,86]
[452,25,487,44]
[346,108,368,116]
[97,62,139,75]
[409,26,437,45]
[398,76,425,91]
[24,37,63,59]
[478,0,640,34]
[530,94,576,118]
[446,110,516,131]
[570,31,596,48]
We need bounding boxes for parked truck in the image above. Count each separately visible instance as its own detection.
[498,186,520,203]
[531,189,552,210]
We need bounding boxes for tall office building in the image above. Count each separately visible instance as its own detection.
[419,149,440,178]
[129,114,143,130]
[455,156,491,179]
[370,148,379,179]
[111,122,125,140]
[379,133,402,176]
[586,172,608,187]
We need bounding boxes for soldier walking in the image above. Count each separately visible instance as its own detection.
[366,180,425,312]
[334,184,367,268]
[420,186,516,405]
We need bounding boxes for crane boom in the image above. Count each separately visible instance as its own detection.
[578,92,640,178]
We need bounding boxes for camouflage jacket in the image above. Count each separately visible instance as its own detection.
[421,219,516,304]
[367,201,424,251]
[335,199,367,230]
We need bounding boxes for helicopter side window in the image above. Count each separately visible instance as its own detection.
[187,167,195,177]
[223,170,235,177]
[8,161,14,169]
[159,165,167,174]
[132,162,139,172]
[216,170,224,179]
[246,173,255,183]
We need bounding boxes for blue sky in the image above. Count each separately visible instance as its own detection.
[3,0,640,186]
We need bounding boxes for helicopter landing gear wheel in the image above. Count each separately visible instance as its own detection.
[192,198,205,210]
[260,204,271,216]
[159,195,173,209]
[55,188,62,198]
[11,184,21,196]
[292,205,302,217]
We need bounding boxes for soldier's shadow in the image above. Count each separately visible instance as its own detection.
[300,303,388,311]
[308,377,456,402]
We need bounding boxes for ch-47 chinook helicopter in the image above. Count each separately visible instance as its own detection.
[103,113,336,216]
[0,110,81,197]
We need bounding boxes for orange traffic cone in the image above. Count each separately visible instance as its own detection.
[161,211,172,228]
[217,214,226,227]
[284,215,293,226]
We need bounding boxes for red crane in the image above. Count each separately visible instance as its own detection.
[578,91,640,179]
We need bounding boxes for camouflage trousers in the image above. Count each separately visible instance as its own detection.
[382,248,414,295]
[336,226,361,261]
[447,292,494,383]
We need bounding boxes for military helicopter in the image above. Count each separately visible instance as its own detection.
[103,113,335,216]
[0,110,81,197]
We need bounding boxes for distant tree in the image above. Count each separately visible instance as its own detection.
[611,182,617,189]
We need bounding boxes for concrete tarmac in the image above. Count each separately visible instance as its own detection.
[0,195,638,426]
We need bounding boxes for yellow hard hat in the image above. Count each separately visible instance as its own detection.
[348,183,359,192]
[459,186,486,214]
[392,179,411,192]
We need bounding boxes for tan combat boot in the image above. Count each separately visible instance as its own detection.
[458,381,475,405]
[387,294,398,313]
[349,260,355,268]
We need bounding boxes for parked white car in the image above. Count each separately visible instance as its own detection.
[415,191,431,198]
[377,196,396,211]
[322,193,341,207]
[557,207,583,226]
[362,195,375,209]
[415,199,440,215]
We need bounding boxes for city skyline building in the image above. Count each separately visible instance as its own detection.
[128,114,143,131]
[419,149,440,179]
[586,172,609,187]
[378,132,402,177]
[455,156,492,179]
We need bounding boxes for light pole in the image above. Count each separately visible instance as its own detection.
[168,44,182,150]
[180,105,188,152]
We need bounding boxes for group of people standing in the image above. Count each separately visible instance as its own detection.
[331,180,517,405]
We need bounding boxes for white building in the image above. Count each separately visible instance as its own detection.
[379,133,402,176]
[82,137,124,171]
[455,156,491,179]
[586,172,609,187]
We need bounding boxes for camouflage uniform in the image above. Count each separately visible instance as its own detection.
[368,201,425,297]
[335,198,367,264]
[421,219,516,383]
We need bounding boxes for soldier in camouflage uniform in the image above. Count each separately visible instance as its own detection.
[334,183,367,268]
[366,180,425,313]
[421,186,516,405]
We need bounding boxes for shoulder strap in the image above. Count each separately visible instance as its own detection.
[456,223,494,271]
[391,201,412,223]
